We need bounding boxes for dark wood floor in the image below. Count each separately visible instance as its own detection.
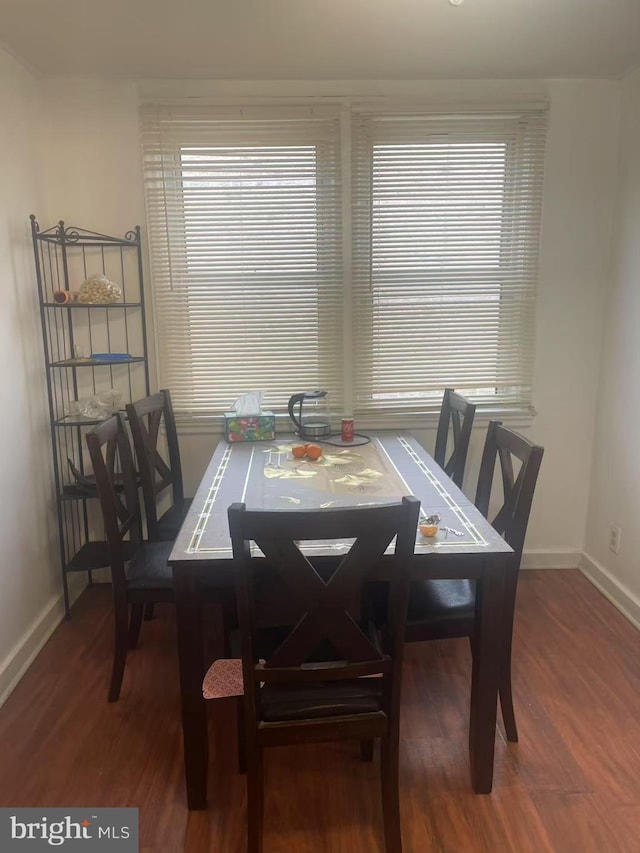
[0,570,639,852]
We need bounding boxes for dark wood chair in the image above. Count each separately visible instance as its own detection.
[433,388,476,489]
[125,390,191,543]
[405,421,543,742]
[229,496,420,853]
[86,414,174,702]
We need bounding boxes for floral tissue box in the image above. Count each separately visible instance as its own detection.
[224,412,276,442]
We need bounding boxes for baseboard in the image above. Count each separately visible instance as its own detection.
[580,553,640,630]
[520,550,581,570]
[0,574,87,709]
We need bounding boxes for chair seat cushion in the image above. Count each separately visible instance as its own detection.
[407,579,476,626]
[259,679,383,722]
[202,660,384,721]
[155,498,193,542]
[126,541,174,589]
[368,578,476,633]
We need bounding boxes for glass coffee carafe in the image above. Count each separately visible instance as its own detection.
[287,391,332,441]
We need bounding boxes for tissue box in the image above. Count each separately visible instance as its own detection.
[224,412,276,443]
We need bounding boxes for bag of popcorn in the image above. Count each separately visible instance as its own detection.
[78,273,122,304]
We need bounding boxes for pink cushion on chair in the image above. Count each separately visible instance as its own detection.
[202,659,245,699]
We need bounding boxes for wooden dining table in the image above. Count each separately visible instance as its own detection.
[169,431,513,809]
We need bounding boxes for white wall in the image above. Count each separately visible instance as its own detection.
[39,79,147,239]
[583,70,640,626]
[0,48,81,705]
[525,79,619,557]
[36,76,622,564]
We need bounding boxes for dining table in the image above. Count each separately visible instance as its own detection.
[168,430,514,810]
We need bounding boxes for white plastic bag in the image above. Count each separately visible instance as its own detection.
[65,389,123,420]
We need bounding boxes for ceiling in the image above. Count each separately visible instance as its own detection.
[2,0,639,81]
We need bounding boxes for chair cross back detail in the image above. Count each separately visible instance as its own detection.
[434,388,476,488]
[255,536,391,670]
[137,406,173,494]
[229,497,420,686]
[86,414,142,555]
[126,390,185,537]
[474,420,544,559]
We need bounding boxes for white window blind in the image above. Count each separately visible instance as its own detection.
[140,104,343,417]
[141,102,547,423]
[352,110,546,415]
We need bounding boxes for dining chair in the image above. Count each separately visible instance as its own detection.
[86,414,175,702]
[406,420,543,742]
[125,389,191,543]
[216,496,420,853]
[433,388,477,489]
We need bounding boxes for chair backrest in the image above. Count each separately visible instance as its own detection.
[86,414,142,591]
[474,420,544,561]
[228,497,420,726]
[125,389,184,537]
[434,388,476,489]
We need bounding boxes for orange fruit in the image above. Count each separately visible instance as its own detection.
[292,444,307,459]
[305,443,323,460]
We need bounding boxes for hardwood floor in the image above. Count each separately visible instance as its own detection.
[0,570,639,852]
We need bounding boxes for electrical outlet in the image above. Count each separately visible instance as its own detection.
[609,524,622,554]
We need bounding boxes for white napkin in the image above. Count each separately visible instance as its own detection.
[232,390,264,416]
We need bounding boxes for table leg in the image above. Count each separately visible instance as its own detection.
[174,566,208,809]
[469,559,505,794]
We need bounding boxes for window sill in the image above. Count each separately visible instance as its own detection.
[175,407,536,436]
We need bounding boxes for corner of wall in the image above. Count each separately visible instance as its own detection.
[581,552,640,630]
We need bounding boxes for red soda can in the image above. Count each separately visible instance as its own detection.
[341,417,354,442]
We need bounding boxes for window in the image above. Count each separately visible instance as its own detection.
[141,103,546,423]
[352,111,546,414]
[141,104,343,417]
